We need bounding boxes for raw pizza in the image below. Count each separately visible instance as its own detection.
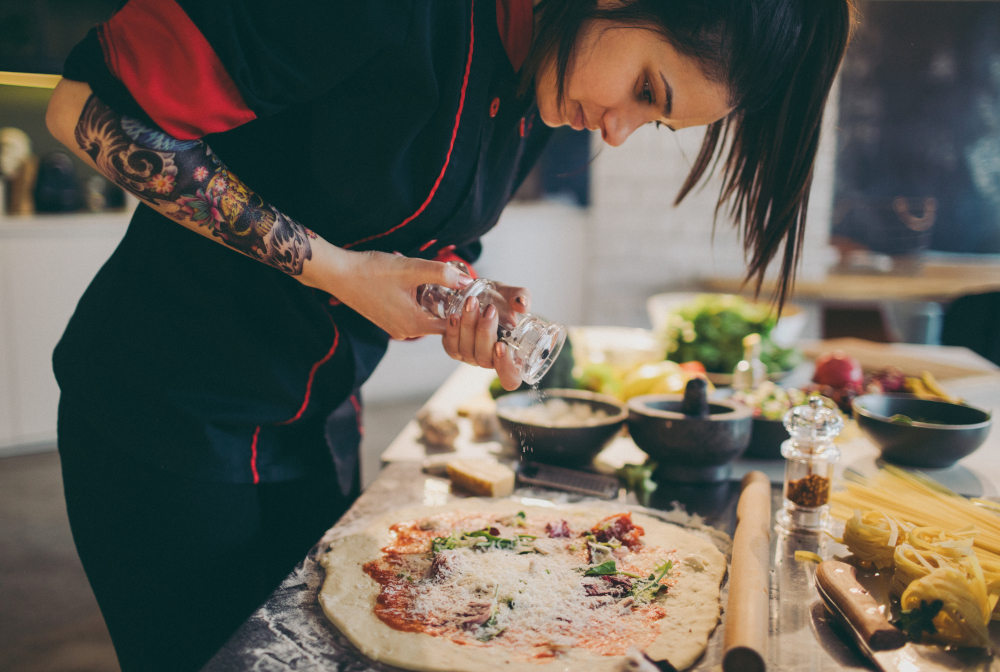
[319,499,726,672]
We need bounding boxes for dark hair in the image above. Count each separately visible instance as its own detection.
[521,0,857,309]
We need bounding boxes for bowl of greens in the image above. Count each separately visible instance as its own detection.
[732,382,808,459]
[852,394,992,468]
[647,293,801,384]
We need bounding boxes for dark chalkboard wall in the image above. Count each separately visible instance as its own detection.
[832,1,1000,255]
[0,0,120,74]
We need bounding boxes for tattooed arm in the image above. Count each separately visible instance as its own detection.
[46,79,525,389]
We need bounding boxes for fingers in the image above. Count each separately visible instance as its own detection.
[441,296,501,370]
[473,303,500,368]
[497,284,531,316]
[494,342,522,391]
[409,258,474,291]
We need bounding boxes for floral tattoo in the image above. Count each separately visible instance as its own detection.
[74,95,315,275]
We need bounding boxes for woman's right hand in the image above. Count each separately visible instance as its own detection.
[308,245,472,340]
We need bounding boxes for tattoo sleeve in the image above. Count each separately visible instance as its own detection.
[74,94,316,275]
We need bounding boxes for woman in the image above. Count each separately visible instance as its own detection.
[46,0,853,670]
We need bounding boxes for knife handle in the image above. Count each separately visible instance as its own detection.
[816,560,906,651]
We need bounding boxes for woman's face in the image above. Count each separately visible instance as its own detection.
[535,21,732,146]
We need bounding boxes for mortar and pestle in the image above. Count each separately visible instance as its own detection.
[628,378,753,483]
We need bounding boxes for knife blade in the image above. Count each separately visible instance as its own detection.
[815,560,995,672]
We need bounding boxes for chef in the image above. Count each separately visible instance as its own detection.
[44,0,853,670]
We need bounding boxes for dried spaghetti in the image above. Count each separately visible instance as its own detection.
[831,465,1000,644]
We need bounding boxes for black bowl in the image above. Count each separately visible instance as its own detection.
[852,394,993,468]
[495,389,628,467]
[744,417,791,460]
[627,395,752,482]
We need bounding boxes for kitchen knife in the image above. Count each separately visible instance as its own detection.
[815,560,994,672]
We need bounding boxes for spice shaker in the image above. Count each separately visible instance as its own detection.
[416,263,567,385]
[775,395,843,534]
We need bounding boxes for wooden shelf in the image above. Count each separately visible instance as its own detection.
[704,260,1000,303]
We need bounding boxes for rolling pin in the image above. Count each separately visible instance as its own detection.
[722,470,772,672]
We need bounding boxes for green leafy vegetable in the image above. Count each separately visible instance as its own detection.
[662,294,798,374]
[630,560,674,604]
[617,461,658,507]
[584,560,619,576]
[894,599,943,641]
[432,528,535,555]
[476,612,505,641]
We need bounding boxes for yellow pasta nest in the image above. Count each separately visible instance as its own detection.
[842,510,911,569]
[900,564,991,649]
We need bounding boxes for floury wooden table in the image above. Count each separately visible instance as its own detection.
[202,342,1000,672]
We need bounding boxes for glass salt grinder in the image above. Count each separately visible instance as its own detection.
[775,395,843,534]
[416,263,567,385]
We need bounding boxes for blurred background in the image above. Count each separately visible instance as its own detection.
[2,1,999,670]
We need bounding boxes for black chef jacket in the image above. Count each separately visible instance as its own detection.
[54,0,550,486]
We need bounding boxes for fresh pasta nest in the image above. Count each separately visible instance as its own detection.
[834,466,1000,647]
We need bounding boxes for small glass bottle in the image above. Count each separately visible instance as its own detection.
[416,266,567,385]
[775,395,843,534]
[732,333,767,391]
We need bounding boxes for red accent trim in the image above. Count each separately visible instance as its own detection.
[328,296,341,306]
[496,0,533,72]
[277,321,341,425]
[419,239,438,252]
[519,117,525,137]
[349,395,364,437]
[250,426,261,484]
[98,0,256,140]
[489,97,500,118]
[343,2,475,250]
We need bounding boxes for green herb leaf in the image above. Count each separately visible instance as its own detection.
[616,461,658,507]
[630,559,674,603]
[584,560,619,576]
[893,599,942,641]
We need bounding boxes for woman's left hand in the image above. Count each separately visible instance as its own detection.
[441,282,531,391]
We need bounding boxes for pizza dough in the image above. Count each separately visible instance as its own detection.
[319,498,726,671]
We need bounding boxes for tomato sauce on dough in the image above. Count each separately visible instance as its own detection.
[362,512,680,659]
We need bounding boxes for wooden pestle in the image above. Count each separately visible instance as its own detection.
[722,470,772,672]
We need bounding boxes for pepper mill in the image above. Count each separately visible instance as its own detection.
[416,263,566,385]
[775,395,842,534]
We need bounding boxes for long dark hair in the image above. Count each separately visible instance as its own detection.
[521,0,857,309]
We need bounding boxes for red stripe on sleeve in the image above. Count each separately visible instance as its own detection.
[349,395,364,437]
[250,426,261,484]
[343,1,475,249]
[277,322,341,426]
[98,0,256,140]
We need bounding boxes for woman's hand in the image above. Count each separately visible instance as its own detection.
[312,247,474,340]
[442,282,531,391]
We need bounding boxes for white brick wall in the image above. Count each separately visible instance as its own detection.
[584,81,841,327]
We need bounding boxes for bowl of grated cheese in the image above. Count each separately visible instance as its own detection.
[495,389,628,467]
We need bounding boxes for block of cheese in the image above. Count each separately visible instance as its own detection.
[445,459,515,497]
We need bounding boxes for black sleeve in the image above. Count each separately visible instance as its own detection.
[61,0,412,138]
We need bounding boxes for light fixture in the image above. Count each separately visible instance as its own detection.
[0,72,62,89]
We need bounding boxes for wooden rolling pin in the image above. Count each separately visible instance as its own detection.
[722,470,772,672]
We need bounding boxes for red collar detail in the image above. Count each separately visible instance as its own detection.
[496,0,533,73]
